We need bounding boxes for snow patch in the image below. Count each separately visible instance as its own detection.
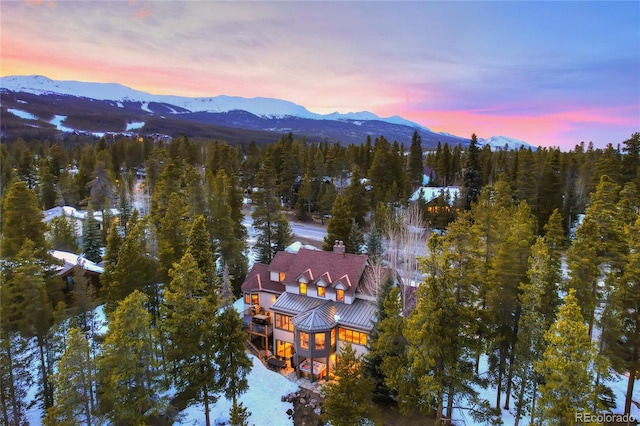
[126,121,145,130]
[7,108,37,120]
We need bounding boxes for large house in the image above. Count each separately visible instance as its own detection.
[240,241,382,382]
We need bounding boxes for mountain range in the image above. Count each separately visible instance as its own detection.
[0,75,534,150]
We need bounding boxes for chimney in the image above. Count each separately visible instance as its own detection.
[333,240,345,254]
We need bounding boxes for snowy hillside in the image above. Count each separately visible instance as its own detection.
[1,75,422,126]
[479,135,536,151]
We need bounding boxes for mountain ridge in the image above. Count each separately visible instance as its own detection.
[0,75,534,150]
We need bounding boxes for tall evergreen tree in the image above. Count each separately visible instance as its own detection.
[45,327,96,426]
[345,219,365,254]
[1,180,49,260]
[322,195,351,251]
[214,303,252,426]
[364,273,395,400]
[187,215,218,289]
[157,192,189,281]
[81,208,103,263]
[462,133,482,210]
[535,289,604,424]
[343,166,368,227]
[98,290,167,424]
[405,235,488,423]
[512,238,550,426]
[101,219,156,316]
[322,343,374,426]
[163,252,219,426]
[601,215,640,415]
[252,153,288,263]
[374,287,417,415]
[408,130,424,190]
[47,215,79,253]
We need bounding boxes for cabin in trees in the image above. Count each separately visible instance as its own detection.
[50,250,104,293]
[241,241,381,382]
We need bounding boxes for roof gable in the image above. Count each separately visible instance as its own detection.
[283,248,367,297]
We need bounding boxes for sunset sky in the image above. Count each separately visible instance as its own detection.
[1,1,638,150]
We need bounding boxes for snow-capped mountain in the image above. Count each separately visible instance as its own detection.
[479,135,536,151]
[0,75,533,149]
[0,75,427,127]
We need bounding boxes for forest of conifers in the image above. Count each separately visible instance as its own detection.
[0,130,638,425]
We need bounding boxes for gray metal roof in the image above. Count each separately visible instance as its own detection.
[292,302,337,332]
[270,292,326,316]
[271,293,376,332]
[334,299,377,331]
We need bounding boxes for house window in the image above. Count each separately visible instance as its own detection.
[338,327,367,346]
[299,282,307,295]
[244,293,259,305]
[300,332,309,349]
[331,328,336,345]
[317,286,325,297]
[275,313,294,332]
[279,272,286,282]
[315,333,326,350]
[336,289,344,302]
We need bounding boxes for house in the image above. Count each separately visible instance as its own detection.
[240,241,381,382]
[50,250,104,293]
[43,205,120,245]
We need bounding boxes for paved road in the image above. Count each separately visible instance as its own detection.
[242,211,328,242]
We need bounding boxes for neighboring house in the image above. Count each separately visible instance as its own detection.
[50,250,104,293]
[43,206,120,245]
[409,186,461,212]
[241,241,382,382]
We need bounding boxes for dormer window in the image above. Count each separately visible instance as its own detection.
[336,289,345,302]
[317,286,325,298]
[299,282,307,295]
[279,272,286,282]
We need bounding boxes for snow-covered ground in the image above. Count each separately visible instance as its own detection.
[24,303,300,426]
[177,355,299,425]
[451,354,639,425]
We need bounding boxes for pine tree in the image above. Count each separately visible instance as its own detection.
[345,219,364,254]
[0,255,35,426]
[408,130,424,190]
[601,215,640,415]
[98,290,167,424]
[82,208,103,263]
[566,215,602,338]
[322,343,374,426]
[4,240,56,411]
[512,237,550,426]
[163,252,219,426]
[101,218,156,316]
[343,166,368,227]
[364,273,395,400]
[47,215,79,252]
[462,133,482,210]
[404,235,486,423]
[535,289,602,424]
[187,215,218,290]
[252,153,288,263]
[273,214,294,253]
[365,225,383,264]
[322,195,351,251]
[1,180,49,259]
[214,304,252,426]
[373,287,417,415]
[157,192,189,281]
[45,327,96,426]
